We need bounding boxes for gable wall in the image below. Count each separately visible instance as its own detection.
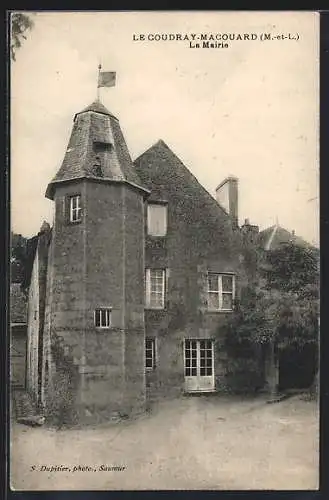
[135,144,247,398]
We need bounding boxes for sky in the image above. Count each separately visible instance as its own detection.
[11,11,319,245]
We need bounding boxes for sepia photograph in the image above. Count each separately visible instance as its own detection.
[9,10,319,491]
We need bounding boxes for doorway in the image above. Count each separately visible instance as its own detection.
[279,343,317,391]
[184,339,215,392]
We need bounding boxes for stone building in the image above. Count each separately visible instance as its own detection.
[25,98,263,423]
[10,283,28,389]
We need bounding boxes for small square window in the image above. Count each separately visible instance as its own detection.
[94,308,111,328]
[69,195,82,223]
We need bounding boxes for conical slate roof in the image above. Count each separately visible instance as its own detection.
[46,100,148,199]
[75,100,116,118]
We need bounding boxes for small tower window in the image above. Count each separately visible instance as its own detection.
[95,165,103,177]
[94,308,111,328]
[69,195,82,223]
[93,156,103,177]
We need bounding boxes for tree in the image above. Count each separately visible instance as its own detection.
[261,243,319,349]
[10,12,34,61]
[11,232,28,284]
[221,242,319,393]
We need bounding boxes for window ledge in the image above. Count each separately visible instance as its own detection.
[206,309,234,314]
[145,307,166,311]
[68,219,82,225]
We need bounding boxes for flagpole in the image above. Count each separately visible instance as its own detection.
[97,63,101,101]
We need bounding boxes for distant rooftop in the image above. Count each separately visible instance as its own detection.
[259,224,313,251]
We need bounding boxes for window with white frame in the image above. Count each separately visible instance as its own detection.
[207,273,235,311]
[94,308,111,328]
[145,269,166,309]
[69,195,82,223]
[147,204,167,236]
[145,338,156,370]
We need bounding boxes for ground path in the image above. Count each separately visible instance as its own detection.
[10,394,319,490]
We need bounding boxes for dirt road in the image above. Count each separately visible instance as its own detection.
[10,395,319,490]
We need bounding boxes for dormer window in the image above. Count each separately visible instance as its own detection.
[147,203,168,236]
[93,141,112,153]
[69,195,82,223]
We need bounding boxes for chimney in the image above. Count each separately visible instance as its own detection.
[216,176,238,227]
[241,218,259,242]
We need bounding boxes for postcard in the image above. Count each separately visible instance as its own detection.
[9,10,319,491]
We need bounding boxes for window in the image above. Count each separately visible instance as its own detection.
[145,338,156,370]
[207,273,235,311]
[93,156,104,177]
[147,204,167,236]
[94,308,111,328]
[145,269,166,309]
[93,141,112,153]
[69,195,82,223]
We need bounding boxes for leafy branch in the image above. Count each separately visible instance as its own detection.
[10,12,34,61]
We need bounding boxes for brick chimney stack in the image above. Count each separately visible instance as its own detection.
[216,176,239,227]
[241,218,259,243]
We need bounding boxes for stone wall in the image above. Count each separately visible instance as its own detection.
[43,180,146,423]
[135,141,247,400]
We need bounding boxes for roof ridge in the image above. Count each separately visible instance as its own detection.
[134,140,230,219]
[133,139,169,163]
[75,100,117,120]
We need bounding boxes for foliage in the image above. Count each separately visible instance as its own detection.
[263,243,319,293]
[10,12,34,61]
[11,232,28,284]
[222,242,319,350]
[45,334,78,426]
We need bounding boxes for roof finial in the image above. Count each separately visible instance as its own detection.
[96,63,102,102]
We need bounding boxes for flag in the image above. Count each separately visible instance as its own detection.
[98,71,116,88]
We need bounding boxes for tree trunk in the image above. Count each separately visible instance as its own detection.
[264,341,279,396]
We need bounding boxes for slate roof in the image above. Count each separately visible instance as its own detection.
[75,100,117,119]
[46,100,147,199]
[134,140,241,255]
[259,224,312,251]
[10,283,27,324]
[134,140,228,215]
